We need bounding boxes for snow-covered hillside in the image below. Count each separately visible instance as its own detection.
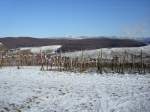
[19,45,61,54]
[62,45,150,59]
[0,66,150,112]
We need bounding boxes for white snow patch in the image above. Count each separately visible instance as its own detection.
[0,67,150,112]
[19,45,61,53]
[0,42,2,45]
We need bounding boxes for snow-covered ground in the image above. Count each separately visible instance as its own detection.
[0,66,150,112]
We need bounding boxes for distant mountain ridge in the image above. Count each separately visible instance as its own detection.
[143,37,150,44]
[133,37,150,44]
[0,37,146,52]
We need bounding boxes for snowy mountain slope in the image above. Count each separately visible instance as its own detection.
[0,66,150,112]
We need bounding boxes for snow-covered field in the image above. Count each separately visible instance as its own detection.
[0,66,150,112]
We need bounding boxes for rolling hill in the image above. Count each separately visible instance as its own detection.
[0,37,146,52]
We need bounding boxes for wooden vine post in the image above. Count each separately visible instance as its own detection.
[97,49,103,74]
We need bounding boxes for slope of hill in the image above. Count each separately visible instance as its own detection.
[135,37,150,45]
[19,45,61,54]
[62,45,150,64]
[0,37,146,52]
[143,37,150,44]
